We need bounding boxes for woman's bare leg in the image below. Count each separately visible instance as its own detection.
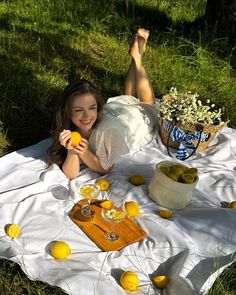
[124,28,155,105]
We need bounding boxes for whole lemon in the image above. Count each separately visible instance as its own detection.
[186,167,198,178]
[51,241,71,259]
[159,165,170,175]
[71,131,82,147]
[129,174,145,186]
[96,179,111,191]
[228,201,236,208]
[169,167,184,180]
[120,271,139,291]
[153,275,170,289]
[5,223,21,238]
[181,173,195,184]
[124,201,140,218]
[166,173,178,182]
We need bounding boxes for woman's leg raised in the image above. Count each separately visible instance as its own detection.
[124,28,155,105]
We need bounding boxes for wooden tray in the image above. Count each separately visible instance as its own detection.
[69,200,148,252]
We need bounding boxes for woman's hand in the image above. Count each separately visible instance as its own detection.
[74,138,89,158]
[59,129,74,150]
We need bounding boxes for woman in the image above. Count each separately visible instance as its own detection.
[47,28,158,179]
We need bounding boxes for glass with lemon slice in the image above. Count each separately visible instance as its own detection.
[101,206,125,241]
[78,183,100,218]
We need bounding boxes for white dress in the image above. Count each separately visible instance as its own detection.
[89,95,158,169]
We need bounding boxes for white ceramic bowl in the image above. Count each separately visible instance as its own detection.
[148,160,198,209]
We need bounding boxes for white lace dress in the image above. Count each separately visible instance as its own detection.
[89,95,158,169]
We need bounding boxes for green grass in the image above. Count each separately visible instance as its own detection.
[0,0,236,294]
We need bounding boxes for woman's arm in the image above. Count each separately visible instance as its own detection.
[62,149,81,180]
[76,138,113,175]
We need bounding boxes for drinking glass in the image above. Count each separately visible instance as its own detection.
[101,207,125,241]
[78,183,100,218]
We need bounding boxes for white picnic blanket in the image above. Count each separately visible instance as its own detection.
[0,128,236,295]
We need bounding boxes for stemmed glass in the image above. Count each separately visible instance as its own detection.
[101,206,125,241]
[78,183,100,218]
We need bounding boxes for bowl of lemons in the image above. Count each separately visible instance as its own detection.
[148,161,198,209]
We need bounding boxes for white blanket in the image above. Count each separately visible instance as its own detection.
[0,128,236,295]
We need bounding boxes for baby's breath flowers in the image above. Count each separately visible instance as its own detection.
[159,87,225,125]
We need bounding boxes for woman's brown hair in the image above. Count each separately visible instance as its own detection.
[47,79,104,167]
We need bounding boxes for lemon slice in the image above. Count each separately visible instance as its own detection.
[228,201,236,208]
[96,179,111,191]
[129,174,145,186]
[51,241,71,259]
[5,224,21,238]
[120,271,139,291]
[124,201,140,218]
[71,131,82,147]
[159,210,173,219]
[100,200,112,209]
[153,275,170,289]
[112,211,125,220]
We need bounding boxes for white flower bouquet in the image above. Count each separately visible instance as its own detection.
[158,87,228,155]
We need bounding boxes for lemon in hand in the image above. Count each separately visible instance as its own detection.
[124,201,140,218]
[129,174,145,186]
[120,271,139,291]
[5,224,21,238]
[153,275,170,289]
[96,179,111,191]
[51,241,71,259]
[71,131,82,147]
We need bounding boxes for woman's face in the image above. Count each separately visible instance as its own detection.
[70,93,98,136]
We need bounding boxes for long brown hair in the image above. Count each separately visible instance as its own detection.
[47,79,104,167]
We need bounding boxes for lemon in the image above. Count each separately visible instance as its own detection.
[100,200,112,209]
[80,185,95,196]
[153,275,170,289]
[112,211,125,220]
[51,241,71,259]
[186,167,198,178]
[5,224,21,238]
[181,173,195,184]
[159,210,173,219]
[228,201,236,208]
[172,164,188,173]
[129,174,145,186]
[159,165,170,175]
[71,131,82,147]
[169,167,184,180]
[120,271,139,291]
[124,201,140,218]
[96,179,111,191]
[166,173,178,182]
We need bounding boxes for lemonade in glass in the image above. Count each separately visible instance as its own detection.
[101,207,125,241]
[79,183,100,218]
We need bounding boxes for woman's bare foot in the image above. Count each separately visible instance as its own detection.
[129,33,141,61]
[137,28,149,55]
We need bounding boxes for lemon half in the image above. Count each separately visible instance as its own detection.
[153,275,170,289]
[96,179,111,191]
[129,174,145,186]
[5,224,21,238]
